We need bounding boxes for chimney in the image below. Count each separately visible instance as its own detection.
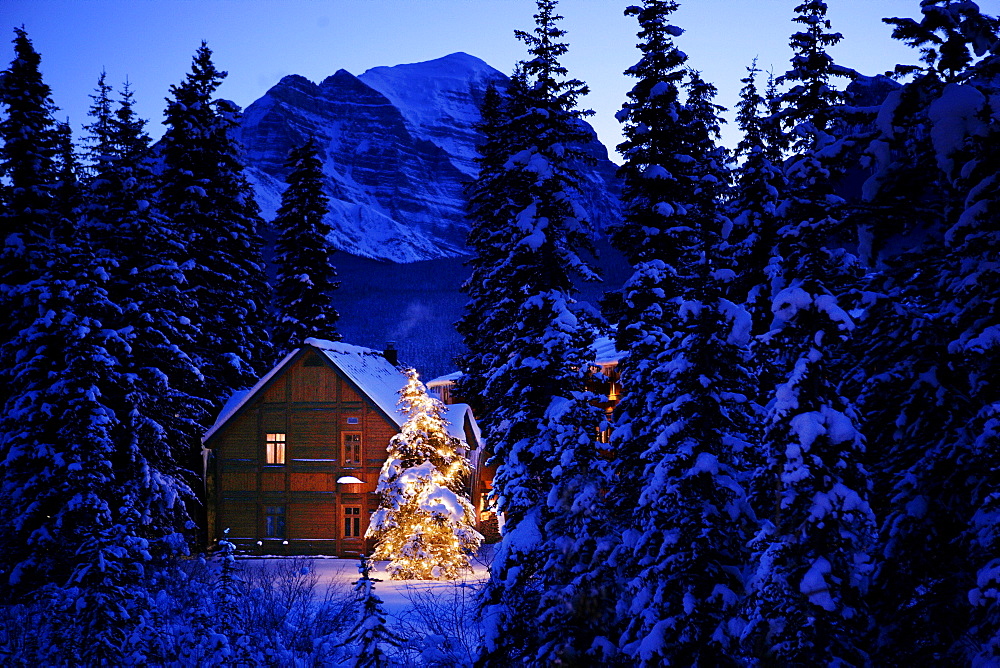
[383,341,398,366]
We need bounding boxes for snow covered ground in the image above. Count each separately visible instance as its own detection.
[237,548,495,664]
[239,545,493,621]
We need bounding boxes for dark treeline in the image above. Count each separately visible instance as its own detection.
[2,0,1000,665]
[0,30,347,664]
[458,0,1000,666]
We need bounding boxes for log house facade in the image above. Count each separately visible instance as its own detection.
[204,338,482,557]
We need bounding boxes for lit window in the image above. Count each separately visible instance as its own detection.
[343,433,362,466]
[266,433,286,465]
[265,506,286,538]
[344,506,361,537]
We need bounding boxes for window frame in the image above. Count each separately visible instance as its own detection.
[265,432,286,465]
[343,505,362,538]
[342,432,362,467]
[265,505,286,538]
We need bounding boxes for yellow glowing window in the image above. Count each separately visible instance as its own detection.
[266,433,286,465]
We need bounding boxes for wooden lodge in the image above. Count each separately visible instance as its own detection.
[203,338,484,557]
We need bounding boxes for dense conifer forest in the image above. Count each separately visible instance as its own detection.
[1,0,999,664]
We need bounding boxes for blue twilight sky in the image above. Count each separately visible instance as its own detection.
[3,0,994,156]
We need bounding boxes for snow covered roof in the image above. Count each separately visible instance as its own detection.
[426,370,461,387]
[307,338,409,427]
[203,339,409,443]
[443,403,482,449]
[592,335,621,366]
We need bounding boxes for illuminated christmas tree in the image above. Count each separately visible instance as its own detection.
[367,369,482,580]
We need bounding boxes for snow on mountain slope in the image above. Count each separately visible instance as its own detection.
[238,53,620,263]
[359,52,507,177]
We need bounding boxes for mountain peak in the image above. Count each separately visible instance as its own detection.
[357,54,508,177]
[320,68,361,87]
[276,73,315,88]
[360,52,505,83]
[237,52,619,263]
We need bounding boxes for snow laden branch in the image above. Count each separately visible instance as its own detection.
[367,369,481,580]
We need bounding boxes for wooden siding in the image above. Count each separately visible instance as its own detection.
[289,410,339,460]
[292,503,337,539]
[290,473,336,492]
[220,469,255,492]
[207,347,397,556]
[290,363,338,403]
[262,373,287,403]
[220,501,256,538]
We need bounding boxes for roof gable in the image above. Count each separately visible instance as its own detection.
[204,339,410,443]
[203,349,299,443]
[307,338,408,427]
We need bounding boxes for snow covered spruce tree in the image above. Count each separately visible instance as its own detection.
[273,137,340,353]
[454,78,523,417]
[953,74,1000,664]
[472,2,613,664]
[0,28,68,418]
[848,4,1000,662]
[729,63,786,339]
[608,3,756,663]
[159,42,273,405]
[52,119,82,236]
[78,76,208,555]
[0,27,63,286]
[368,369,481,580]
[743,2,876,664]
[870,4,1000,662]
[0,33,146,624]
[344,558,402,668]
[605,0,688,533]
[0,239,146,602]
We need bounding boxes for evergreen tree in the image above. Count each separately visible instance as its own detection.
[272,137,340,353]
[850,3,1000,661]
[728,65,785,520]
[80,76,208,556]
[0,31,145,614]
[158,45,274,538]
[52,119,81,239]
[159,42,273,403]
[0,252,131,594]
[66,511,153,666]
[211,533,253,663]
[608,4,755,662]
[729,63,786,338]
[344,558,402,668]
[0,28,66,422]
[605,0,689,553]
[474,2,611,664]
[368,369,481,580]
[0,27,62,284]
[954,96,1000,664]
[851,48,969,668]
[743,2,876,664]
[454,78,523,417]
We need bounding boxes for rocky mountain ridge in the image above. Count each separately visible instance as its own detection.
[237,52,621,263]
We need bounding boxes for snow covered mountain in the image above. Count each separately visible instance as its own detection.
[237,52,621,262]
